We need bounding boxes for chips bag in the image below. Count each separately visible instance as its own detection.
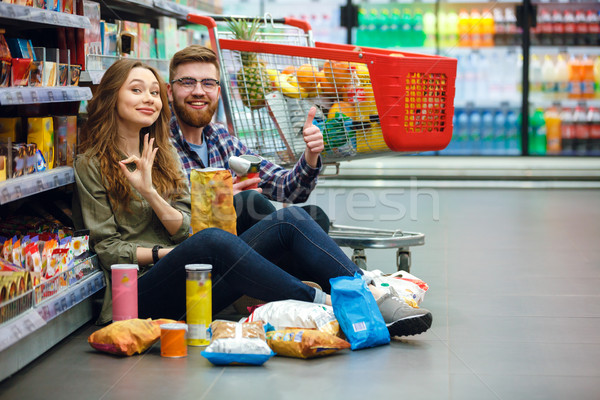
[88,318,178,356]
[190,168,236,235]
[266,328,350,359]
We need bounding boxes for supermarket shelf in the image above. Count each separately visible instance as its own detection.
[0,272,104,382]
[81,55,170,84]
[0,87,92,106]
[0,166,74,206]
[0,3,91,29]
[528,93,600,108]
[99,0,218,23]
[321,156,600,182]
[531,46,600,56]
[454,99,522,109]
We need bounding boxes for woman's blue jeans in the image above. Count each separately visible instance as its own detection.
[138,207,362,320]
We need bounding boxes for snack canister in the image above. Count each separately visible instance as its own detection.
[160,323,188,358]
[240,155,261,189]
[111,264,139,321]
[185,264,212,346]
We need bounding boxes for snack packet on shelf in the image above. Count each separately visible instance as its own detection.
[246,300,340,337]
[266,328,350,359]
[201,320,274,366]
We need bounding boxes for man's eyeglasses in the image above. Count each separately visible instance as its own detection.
[171,77,220,92]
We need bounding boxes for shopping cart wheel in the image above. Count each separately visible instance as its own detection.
[352,249,368,270]
[396,249,411,272]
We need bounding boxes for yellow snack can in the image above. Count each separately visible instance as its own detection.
[185,264,212,346]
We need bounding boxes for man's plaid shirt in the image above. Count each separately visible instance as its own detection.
[169,117,320,203]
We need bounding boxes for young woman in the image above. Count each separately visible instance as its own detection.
[73,59,432,337]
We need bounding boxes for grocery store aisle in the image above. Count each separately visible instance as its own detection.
[1,186,599,400]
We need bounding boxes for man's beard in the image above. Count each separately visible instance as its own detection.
[172,95,217,128]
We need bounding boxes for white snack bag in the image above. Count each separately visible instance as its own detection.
[362,269,428,306]
[246,300,339,337]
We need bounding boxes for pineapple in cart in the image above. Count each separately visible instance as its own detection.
[226,18,271,110]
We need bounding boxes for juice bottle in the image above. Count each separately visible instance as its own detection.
[544,106,561,155]
[541,55,556,94]
[399,8,412,48]
[356,8,368,46]
[594,56,600,94]
[581,56,595,99]
[529,55,543,93]
[458,9,471,47]
[554,54,569,96]
[568,55,582,99]
[445,11,459,48]
[481,9,494,47]
[377,8,391,48]
[389,8,401,48]
[470,9,482,48]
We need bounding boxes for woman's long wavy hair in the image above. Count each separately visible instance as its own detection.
[79,59,187,213]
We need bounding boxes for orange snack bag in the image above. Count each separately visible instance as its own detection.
[266,328,350,359]
[88,318,178,356]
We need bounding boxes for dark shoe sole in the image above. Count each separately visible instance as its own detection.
[386,312,432,337]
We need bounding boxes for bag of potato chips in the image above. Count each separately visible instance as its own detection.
[88,318,178,356]
[190,168,236,235]
[266,328,350,359]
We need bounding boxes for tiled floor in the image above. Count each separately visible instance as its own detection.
[1,186,599,400]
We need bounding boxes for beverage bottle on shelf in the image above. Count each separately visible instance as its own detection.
[516,54,523,94]
[551,9,565,46]
[538,8,553,46]
[555,54,569,96]
[493,8,506,46]
[594,56,600,94]
[377,8,391,48]
[493,109,507,155]
[456,109,470,155]
[563,9,576,46]
[529,108,547,155]
[412,8,425,47]
[477,52,490,99]
[573,105,590,155]
[458,9,471,47]
[389,8,401,48]
[541,55,557,94]
[445,11,459,48]
[544,106,562,155]
[356,8,368,46]
[588,107,600,156]
[367,8,379,47]
[480,109,495,155]
[506,110,521,155]
[559,107,575,155]
[504,8,518,45]
[399,8,412,48]
[423,10,436,48]
[463,54,476,100]
[469,109,482,155]
[568,55,583,99]
[470,9,482,48]
[586,10,599,46]
[529,55,543,94]
[581,56,595,99]
[481,9,494,47]
[574,10,588,46]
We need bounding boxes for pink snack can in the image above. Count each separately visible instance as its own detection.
[111,264,139,321]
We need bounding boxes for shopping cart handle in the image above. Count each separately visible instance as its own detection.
[283,17,311,33]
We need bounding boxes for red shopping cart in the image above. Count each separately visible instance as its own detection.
[186,14,457,271]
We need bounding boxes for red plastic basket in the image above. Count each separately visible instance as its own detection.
[188,14,457,164]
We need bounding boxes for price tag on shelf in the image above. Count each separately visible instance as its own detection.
[0,310,46,353]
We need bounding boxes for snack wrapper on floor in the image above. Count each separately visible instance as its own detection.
[246,300,340,337]
[266,328,350,359]
[201,320,274,366]
[88,318,178,356]
[190,168,236,235]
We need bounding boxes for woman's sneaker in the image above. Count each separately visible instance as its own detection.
[376,292,432,337]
